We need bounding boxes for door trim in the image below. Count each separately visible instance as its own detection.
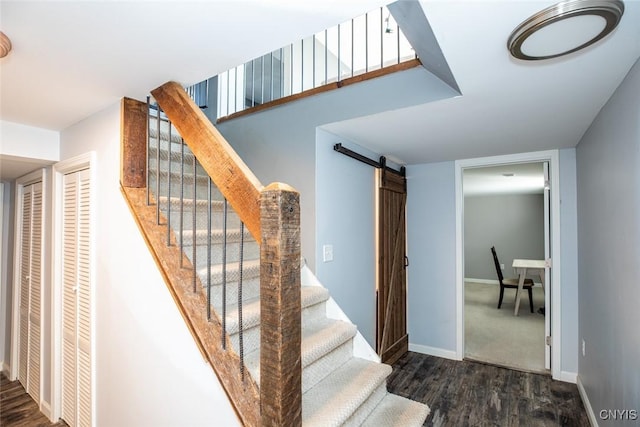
[51,152,96,424]
[0,183,4,372]
[543,161,551,369]
[454,150,562,380]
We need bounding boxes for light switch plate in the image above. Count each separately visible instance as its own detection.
[323,244,333,262]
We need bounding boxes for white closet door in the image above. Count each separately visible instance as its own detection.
[17,181,42,403]
[61,172,78,426]
[77,168,92,427]
[29,182,43,403]
[18,185,32,388]
[61,168,92,427]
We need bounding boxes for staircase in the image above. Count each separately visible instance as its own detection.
[122,85,429,425]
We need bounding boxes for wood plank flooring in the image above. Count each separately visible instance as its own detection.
[1,373,68,427]
[388,352,589,427]
[2,354,588,427]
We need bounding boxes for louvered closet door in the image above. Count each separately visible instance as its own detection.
[18,181,42,403]
[18,186,32,389]
[61,168,92,427]
[29,182,43,403]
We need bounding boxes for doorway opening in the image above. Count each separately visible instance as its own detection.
[455,150,561,380]
[462,162,548,373]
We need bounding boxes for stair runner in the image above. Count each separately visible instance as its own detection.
[148,122,430,426]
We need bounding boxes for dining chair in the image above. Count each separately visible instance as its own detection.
[491,246,534,313]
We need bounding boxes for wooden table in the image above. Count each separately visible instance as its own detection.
[512,259,546,316]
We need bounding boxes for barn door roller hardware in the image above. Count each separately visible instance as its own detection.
[333,143,405,177]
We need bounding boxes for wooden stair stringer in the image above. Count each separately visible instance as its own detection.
[121,185,260,427]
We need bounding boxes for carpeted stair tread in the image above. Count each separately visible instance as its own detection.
[300,318,357,368]
[223,296,260,336]
[151,169,210,184]
[148,142,191,159]
[302,358,392,427]
[182,227,253,245]
[225,286,330,335]
[300,285,330,311]
[244,318,356,382]
[148,140,193,160]
[197,258,260,284]
[158,196,226,209]
[149,125,184,145]
[361,392,430,427]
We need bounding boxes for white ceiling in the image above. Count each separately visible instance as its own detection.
[1,0,640,176]
[325,0,640,164]
[0,154,53,182]
[0,0,390,130]
[463,162,545,196]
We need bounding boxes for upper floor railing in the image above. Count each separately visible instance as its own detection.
[216,5,416,119]
[186,80,209,109]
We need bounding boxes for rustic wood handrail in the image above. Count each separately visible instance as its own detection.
[151,81,263,240]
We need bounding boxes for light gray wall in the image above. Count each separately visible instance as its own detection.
[559,148,578,376]
[406,154,579,374]
[576,58,640,417]
[315,130,377,347]
[464,193,544,281]
[406,161,457,352]
[60,103,239,426]
[216,65,458,272]
[217,105,317,271]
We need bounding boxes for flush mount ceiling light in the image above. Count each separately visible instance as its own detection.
[0,31,11,58]
[508,0,624,60]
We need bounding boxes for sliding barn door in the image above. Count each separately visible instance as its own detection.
[17,180,43,404]
[61,168,92,427]
[377,168,408,364]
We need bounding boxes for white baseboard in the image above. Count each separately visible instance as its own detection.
[1,361,9,375]
[409,343,460,361]
[577,374,598,427]
[41,400,53,422]
[559,370,577,384]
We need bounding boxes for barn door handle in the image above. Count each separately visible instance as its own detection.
[404,256,409,268]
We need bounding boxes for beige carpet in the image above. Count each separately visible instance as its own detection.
[464,281,546,373]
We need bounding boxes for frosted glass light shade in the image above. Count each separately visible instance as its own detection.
[508,0,624,60]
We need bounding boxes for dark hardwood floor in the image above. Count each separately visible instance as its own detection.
[388,352,589,427]
[2,354,588,427]
[1,373,68,427]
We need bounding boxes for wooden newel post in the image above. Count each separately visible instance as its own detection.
[120,97,148,188]
[260,183,302,427]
